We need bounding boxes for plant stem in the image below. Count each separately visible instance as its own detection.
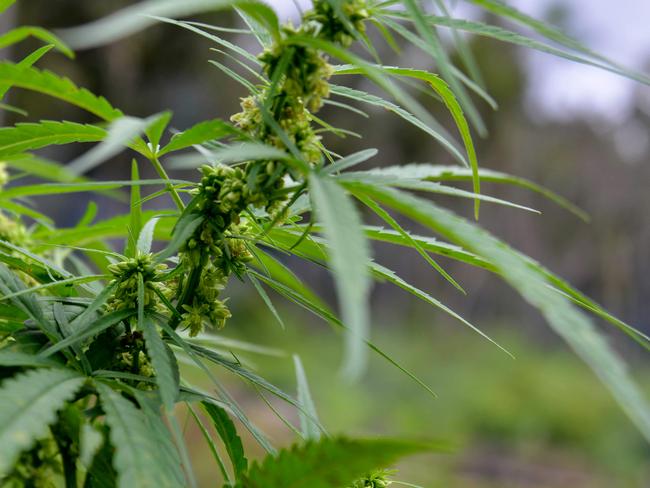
[150,156,185,210]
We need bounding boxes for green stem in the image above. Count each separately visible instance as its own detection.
[150,156,185,210]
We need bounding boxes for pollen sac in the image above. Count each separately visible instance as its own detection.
[105,254,171,313]
[304,0,370,48]
[349,469,394,488]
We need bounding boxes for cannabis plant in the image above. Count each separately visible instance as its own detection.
[0,0,648,486]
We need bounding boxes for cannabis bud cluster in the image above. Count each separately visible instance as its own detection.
[171,0,369,337]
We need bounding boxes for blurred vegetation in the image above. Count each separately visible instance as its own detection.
[187,305,649,487]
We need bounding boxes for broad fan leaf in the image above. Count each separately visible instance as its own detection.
[238,436,446,488]
[309,174,372,379]
[0,368,85,474]
[97,383,183,488]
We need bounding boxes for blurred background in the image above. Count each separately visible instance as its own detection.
[2,1,650,486]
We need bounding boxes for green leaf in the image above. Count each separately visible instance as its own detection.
[386,163,589,221]
[248,273,286,330]
[324,148,378,174]
[0,178,187,199]
[363,184,650,443]
[336,66,481,217]
[464,0,650,85]
[58,0,280,50]
[40,308,135,357]
[330,84,466,167]
[309,174,372,379]
[0,121,106,158]
[375,16,498,110]
[2,153,91,183]
[402,0,487,136]
[187,403,231,482]
[155,212,203,262]
[0,368,85,474]
[84,430,118,488]
[126,160,143,258]
[158,119,241,156]
[171,142,293,168]
[79,424,104,469]
[338,171,538,213]
[0,26,74,58]
[145,110,173,150]
[66,115,156,175]
[0,350,58,368]
[240,437,446,488]
[96,383,183,488]
[201,401,248,481]
[137,217,161,255]
[0,0,15,14]
[248,268,437,399]
[0,62,122,121]
[293,354,322,440]
[353,192,465,294]
[141,314,179,410]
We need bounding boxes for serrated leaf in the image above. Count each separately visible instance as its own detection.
[0,62,122,121]
[201,401,248,481]
[309,174,371,379]
[363,184,650,443]
[158,118,242,155]
[0,368,85,474]
[97,384,183,488]
[145,110,172,150]
[0,120,106,158]
[240,437,445,488]
[0,26,73,58]
[141,314,179,410]
[137,217,161,255]
[134,391,188,485]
